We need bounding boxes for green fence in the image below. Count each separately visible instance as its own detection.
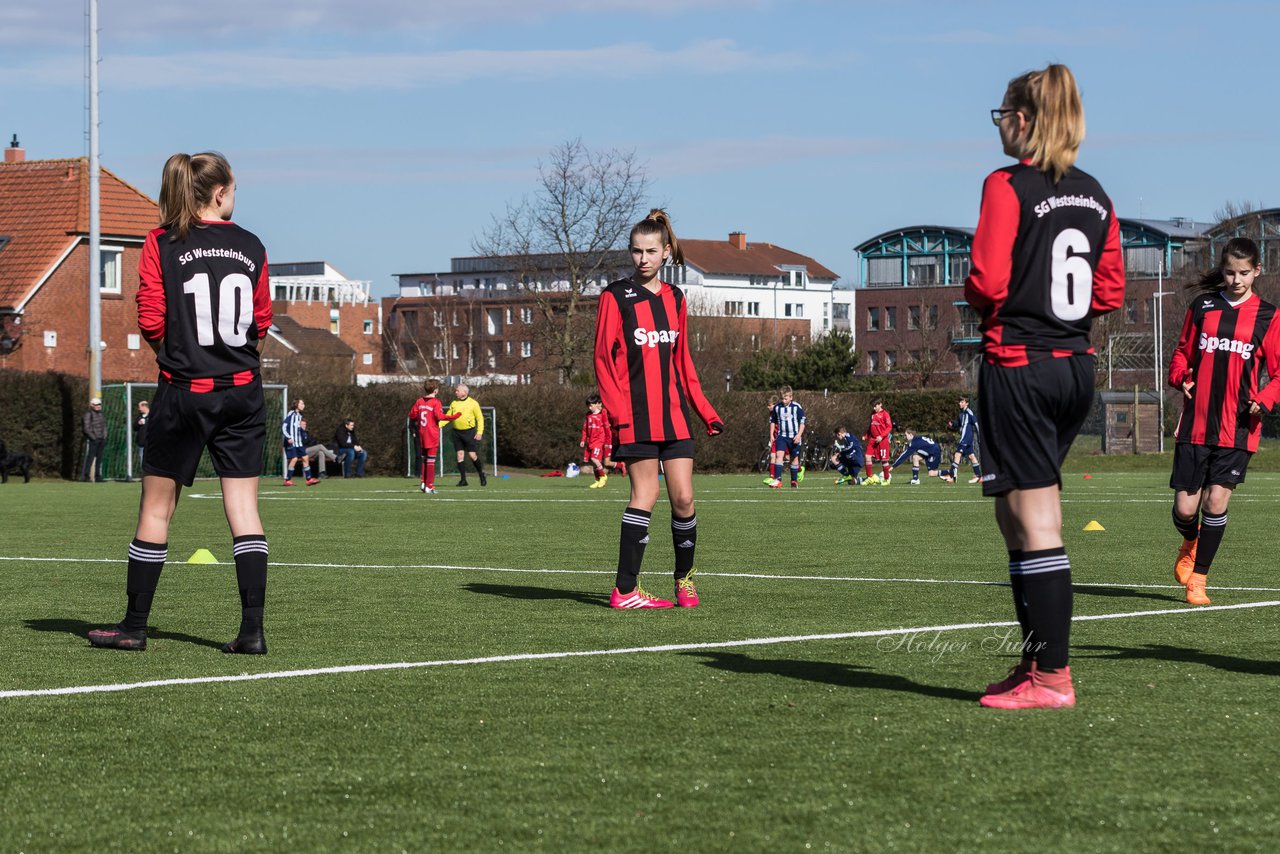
[95,383,290,481]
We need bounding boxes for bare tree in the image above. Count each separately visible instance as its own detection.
[894,296,952,388]
[474,139,648,383]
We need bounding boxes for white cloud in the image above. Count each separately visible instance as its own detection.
[884,26,1128,47]
[12,39,813,90]
[0,0,756,47]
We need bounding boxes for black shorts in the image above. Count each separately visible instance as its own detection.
[452,427,480,453]
[613,438,695,462]
[978,355,1094,497]
[142,379,266,486]
[1170,443,1251,492]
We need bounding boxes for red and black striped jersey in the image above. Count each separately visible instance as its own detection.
[1168,291,1280,452]
[965,162,1125,367]
[594,279,720,445]
[137,220,272,391]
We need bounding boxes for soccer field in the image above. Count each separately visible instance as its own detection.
[3,469,1279,851]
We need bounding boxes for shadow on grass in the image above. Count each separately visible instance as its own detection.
[1074,585,1183,603]
[24,618,223,650]
[462,582,611,609]
[1075,643,1280,676]
[683,651,982,702]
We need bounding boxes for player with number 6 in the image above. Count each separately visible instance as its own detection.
[89,152,274,656]
[964,65,1125,709]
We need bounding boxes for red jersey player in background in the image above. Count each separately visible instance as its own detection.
[90,151,273,655]
[408,379,460,494]
[863,399,893,485]
[580,393,614,489]
[965,65,1124,710]
[1168,238,1280,605]
[595,209,724,609]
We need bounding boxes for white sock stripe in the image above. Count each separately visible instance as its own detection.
[1015,556,1071,570]
[127,546,167,562]
[622,515,651,528]
[1201,514,1228,526]
[671,518,697,530]
[233,543,270,556]
[1010,565,1071,577]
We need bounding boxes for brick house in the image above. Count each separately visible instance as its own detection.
[0,144,161,380]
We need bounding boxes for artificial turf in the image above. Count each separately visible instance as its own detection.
[2,460,1278,851]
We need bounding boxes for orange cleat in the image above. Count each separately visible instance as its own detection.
[1175,538,1198,585]
[1185,573,1211,605]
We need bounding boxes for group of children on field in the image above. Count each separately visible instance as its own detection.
[762,391,983,488]
[88,63,1276,714]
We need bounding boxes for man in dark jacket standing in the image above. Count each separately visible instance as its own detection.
[82,397,106,482]
[333,418,368,478]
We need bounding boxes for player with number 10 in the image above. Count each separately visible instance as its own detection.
[89,151,274,655]
[964,65,1125,709]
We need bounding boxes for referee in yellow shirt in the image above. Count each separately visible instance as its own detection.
[447,384,487,486]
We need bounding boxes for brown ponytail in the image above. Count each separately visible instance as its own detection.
[630,208,683,266]
[158,151,233,240]
[1185,238,1262,295]
[1005,64,1085,183]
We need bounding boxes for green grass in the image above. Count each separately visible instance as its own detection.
[3,462,1280,851]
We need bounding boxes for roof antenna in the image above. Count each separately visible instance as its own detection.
[8,134,17,148]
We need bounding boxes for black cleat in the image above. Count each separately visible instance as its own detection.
[456,479,469,487]
[479,473,488,486]
[221,632,267,655]
[88,625,147,651]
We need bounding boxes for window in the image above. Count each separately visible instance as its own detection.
[868,257,903,287]
[522,341,533,357]
[433,311,443,328]
[451,310,459,327]
[948,254,972,283]
[487,347,497,369]
[747,302,760,317]
[884,306,896,331]
[750,333,761,351]
[885,350,898,371]
[521,307,533,324]
[329,309,340,334]
[927,305,938,330]
[833,303,849,320]
[128,334,140,350]
[1126,299,1139,324]
[794,304,804,318]
[784,304,792,317]
[362,353,373,366]
[505,308,513,323]
[363,319,374,334]
[505,341,513,354]
[99,247,123,294]
[725,301,744,316]
[401,311,416,334]
[908,256,941,286]
[866,351,879,372]
[910,350,921,363]
[867,307,880,331]
[908,305,921,330]
[433,343,444,359]
[452,344,460,360]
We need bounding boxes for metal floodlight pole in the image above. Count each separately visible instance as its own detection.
[87,0,103,399]
[1153,261,1170,453]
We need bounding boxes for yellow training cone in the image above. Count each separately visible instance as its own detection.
[1082,520,1105,532]
[187,548,219,564]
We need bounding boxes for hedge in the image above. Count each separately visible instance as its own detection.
[21,369,1253,479]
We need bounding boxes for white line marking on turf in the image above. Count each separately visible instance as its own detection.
[4,600,1278,700]
[6,555,1280,593]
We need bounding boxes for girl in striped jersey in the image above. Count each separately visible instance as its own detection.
[1168,238,1280,605]
[594,210,724,609]
[89,152,271,655]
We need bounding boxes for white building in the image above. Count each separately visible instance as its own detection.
[665,232,841,338]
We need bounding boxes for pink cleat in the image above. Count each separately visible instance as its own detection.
[675,571,700,608]
[980,667,1075,709]
[282,479,294,487]
[610,587,674,609]
[984,660,1034,695]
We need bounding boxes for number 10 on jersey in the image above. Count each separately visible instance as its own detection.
[183,273,254,347]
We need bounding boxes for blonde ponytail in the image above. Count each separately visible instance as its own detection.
[158,151,233,240]
[1006,64,1085,183]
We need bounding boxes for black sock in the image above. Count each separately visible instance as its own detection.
[671,513,697,580]
[1173,506,1199,541]
[232,535,268,635]
[1006,549,1032,656]
[473,458,484,476]
[615,507,651,593]
[1011,547,1073,671]
[123,539,167,632]
[1194,511,1227,575]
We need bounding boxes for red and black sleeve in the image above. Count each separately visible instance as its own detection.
[253,252,273,339]
[136,228,167,342]
[674,295,721,432]
[1168,308,1197,390]
[1091,209,1125,316]
[964,170,1019,314]
[594,290,629,429]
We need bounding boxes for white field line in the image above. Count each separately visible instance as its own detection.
[3,600,1278,700]
[5,554,1280,593]
[194,493,1263,506]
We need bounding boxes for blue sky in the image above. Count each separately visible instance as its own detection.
[3,0,1276,296]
